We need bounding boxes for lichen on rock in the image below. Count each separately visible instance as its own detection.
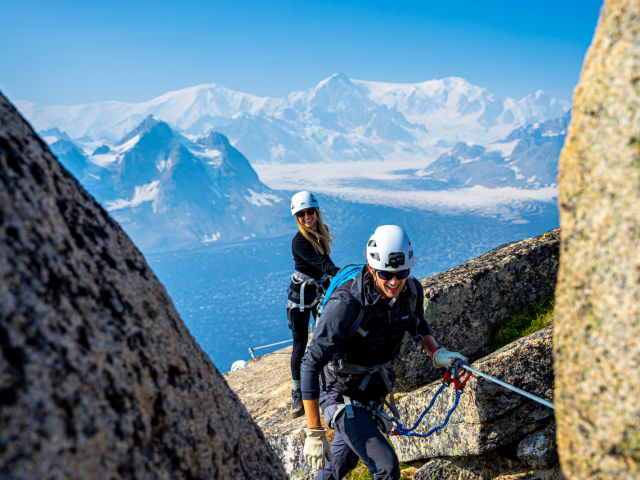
[554,0,640,478]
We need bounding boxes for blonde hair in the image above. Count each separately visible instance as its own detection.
[297,209,334,255]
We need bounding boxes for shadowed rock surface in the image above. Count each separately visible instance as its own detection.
[395,229,559,390]
[413,453,560,480]
[0,91,286,479]
[223,344,334,480]
[517,428,558,469]
[554,0,640,478]
[391,327,554,462]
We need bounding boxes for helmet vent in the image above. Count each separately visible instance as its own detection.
[368,240,377,247]
[409,250,413,259]
[370,252,380,261]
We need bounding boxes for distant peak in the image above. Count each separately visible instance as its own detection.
[201,131,232,149]
[39,127,71,142]
[317,72,353,88]
[117,115,172,145]
[330,72,350,81]
[141,115,162,127]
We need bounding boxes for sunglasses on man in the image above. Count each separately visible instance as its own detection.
[375,269,410,281]
[295,207,316,218]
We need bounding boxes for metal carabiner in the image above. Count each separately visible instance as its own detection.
[443,359,472,392]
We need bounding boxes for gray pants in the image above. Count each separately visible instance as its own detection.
[316,403,400,480]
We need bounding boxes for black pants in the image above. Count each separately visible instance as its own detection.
[288,307,316,382]
[317,403,400,480]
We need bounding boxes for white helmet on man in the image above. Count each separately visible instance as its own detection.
[366,225,414,271]
[291,191,319,216]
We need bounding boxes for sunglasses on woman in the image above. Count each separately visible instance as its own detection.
[375,269,410,281]
[295,207,316,218]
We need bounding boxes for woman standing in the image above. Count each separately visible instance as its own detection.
[287,191,340,418]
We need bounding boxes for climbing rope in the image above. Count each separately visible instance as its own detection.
[390,358,554,438]
[391,360,471,438]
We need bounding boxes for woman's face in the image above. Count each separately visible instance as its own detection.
[296,208,317,229]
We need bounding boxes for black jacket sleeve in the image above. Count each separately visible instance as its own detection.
[300,289,358,400]
[293,233,340,277]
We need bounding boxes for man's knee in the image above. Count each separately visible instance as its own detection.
[368,442,400,480]
[378,451,400,480]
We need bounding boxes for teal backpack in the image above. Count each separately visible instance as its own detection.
[317,264,368,336]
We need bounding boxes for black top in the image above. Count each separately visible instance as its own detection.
[292,231,340,279]
[300,266,431,405]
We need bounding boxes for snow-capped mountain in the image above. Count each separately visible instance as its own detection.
[52,116,287,252]
[16,74,570,165]
[417,111,570,189]
[17,84,283,143]
[355,77,569,142]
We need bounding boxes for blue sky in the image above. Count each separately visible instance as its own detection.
[0,0,602,105]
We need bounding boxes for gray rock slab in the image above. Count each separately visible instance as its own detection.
[0,91,286,478]
[224,346,320,479]
[413,451,522,480]
[395,229,559,391]
[555,0,640,478]
[494,463,561,480]
[391,327,554,461]
[518,428,558,469]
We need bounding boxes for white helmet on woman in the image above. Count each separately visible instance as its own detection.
[366,225,414,271]
[291,191,319,216]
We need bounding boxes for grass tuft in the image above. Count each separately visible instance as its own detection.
[488,298,554,353]
[344,459,417,479]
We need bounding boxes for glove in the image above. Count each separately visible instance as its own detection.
[304,427,332,470]
[432,347,468,368]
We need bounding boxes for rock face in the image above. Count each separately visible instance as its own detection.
[413,453,561,480]
[554,1,640,478]
[391,327,554,462]
[223,345,328,480]
[395,229,559,390]
[517,428,558,469]
[0,91,286,478]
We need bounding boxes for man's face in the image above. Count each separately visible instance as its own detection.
[372,268,408,299]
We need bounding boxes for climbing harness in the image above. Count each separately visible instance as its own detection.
[391,358,471,438]
[289,271,329,312]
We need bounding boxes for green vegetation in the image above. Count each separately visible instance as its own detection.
[344,460,415,480]
[488,298,554,353]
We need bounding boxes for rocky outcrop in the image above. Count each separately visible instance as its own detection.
[554,1,640,479]
[0,91,286,478]
[517,428,558,469]
[224,345,333,479]
[391,326,554,461]
[395,229,559,390]
[413,452,561,480]
[223,346,311,478]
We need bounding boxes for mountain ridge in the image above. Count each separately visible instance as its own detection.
[52,115,287,252]
[16,74,570,164]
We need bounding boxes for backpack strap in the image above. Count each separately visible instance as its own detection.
[345,308,368,338]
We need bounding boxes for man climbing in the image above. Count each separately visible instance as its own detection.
[300,225,467,480]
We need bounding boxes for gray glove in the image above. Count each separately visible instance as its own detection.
[304,427,332,470]
[432,347,468,368]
